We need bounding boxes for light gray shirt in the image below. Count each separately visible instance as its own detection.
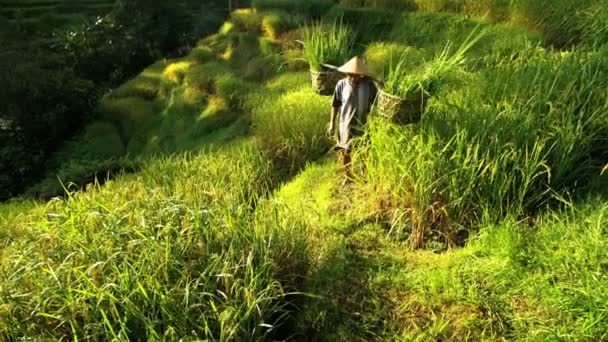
[332,78,377,149]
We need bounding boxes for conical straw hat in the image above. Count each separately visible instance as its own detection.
[337,56,375,78]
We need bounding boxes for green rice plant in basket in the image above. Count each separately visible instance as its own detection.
[303,19,355,95]
[379,28,486,122]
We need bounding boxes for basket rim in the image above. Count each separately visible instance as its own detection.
[310,69,341,76]
[378,88,404,101]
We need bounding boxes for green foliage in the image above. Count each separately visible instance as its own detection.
[215,74,256,109]
[98,96,159,143]
[264,71,310,93]
[184,62,234,95]
[27,157,137,199]
[71,121,126,161]
[262,11,288,39]
[470,201,608,339]
[510,0,599,48]
[338,0,608,48]
[4,2,608,340]
[326,5,399,46]
[56,0,224,86]
[251,87,330,172]
[252,0,335,19]
[388,12,485,49]
[261,10,306,39]
[163,60,195,84]
[107,61,168,100]
[259,36,281,55]
[359,45,608,247]
[0,143,310,339]
[230,8,263,33]
[338,0,417,10]
[383,28,485,97]
[244,54,283,81]
[222,33,264,69]
[365,42,426,80]
[188,45,215,64]
[303,19,355,71]
[0,51,98,200]
[0,0,230,199]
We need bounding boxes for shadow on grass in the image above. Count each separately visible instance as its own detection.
[290,226,405,341]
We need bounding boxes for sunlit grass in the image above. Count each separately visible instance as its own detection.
[3,3,608,341]
[302,19,354,71]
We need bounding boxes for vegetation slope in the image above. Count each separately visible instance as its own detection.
[1,0,608,340]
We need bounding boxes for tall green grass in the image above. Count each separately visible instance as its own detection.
[358,45,608,248]
[250,83,330,173]
[4,3,608,340]
[0,143,310,340]
[252,0,335,19]
[302,19,355,71]
[341,0,608,48]
[261,10,306,40]
[384,27,484,97]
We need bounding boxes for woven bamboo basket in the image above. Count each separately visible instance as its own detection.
[310,69,342,96]
[377,88,426,124]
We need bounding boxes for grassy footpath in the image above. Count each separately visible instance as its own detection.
[2,1,608,339]
[271,159,608,339]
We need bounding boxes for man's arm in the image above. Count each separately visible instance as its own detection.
[328,106,339,136]
[329,81,342,136]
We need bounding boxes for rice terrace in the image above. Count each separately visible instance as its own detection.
[2,0,608,340]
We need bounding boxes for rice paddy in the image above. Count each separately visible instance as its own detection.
[2,0,608,340]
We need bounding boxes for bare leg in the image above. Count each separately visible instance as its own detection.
[341,149,354,182]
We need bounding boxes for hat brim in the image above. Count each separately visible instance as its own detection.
[337,68,378,81]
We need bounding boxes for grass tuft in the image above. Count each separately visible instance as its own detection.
[302,19,355,71]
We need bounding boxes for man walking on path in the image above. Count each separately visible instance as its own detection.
[328,56,378,184]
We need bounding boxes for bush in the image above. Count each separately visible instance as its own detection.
[509,0,594,48]
[230,8,263,33]
[57,0,219,86]
[339,0,607,48]
[261,11,305,40]
[75,121,126,160]
[281,48,310,71]
[0,52,98,200]
[383,28,484,98]
[28,157,136,200]
[262,11,288,39]
[259,36,281,55]
[221,33,262,68]
[188,46,215,63]
[163,60,195,84]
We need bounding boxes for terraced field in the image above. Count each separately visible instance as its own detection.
[0,0,115,33]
